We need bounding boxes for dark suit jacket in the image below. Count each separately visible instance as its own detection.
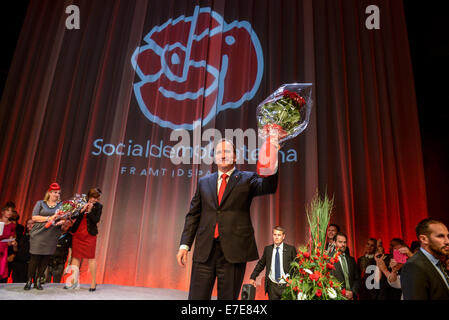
[331,253,361,296]
[70,203,102,236]
[250,243,297,293]
[400,249,449,300]
[180,169,278,264]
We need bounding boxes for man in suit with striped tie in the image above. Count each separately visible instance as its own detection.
[249,226,297,300]
[176,138,279,300]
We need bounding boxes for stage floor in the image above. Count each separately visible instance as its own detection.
[0,283,190,300]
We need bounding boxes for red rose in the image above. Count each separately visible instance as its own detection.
[323,254,329,260]
[316,289,322,297]
[342,288,346,296]
[327,263,336,270]
[293,286,299,293]
[317,282,322,287]
[303,252,310,258]
[329,280,334,287]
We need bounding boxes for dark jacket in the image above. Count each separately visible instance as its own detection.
[180,169,278,264]
[70,203,102,236]
[331,253,361,296]
[250,243,297,293]
[401,249,449,300]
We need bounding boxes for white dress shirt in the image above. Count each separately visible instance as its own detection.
[269,242,286,284]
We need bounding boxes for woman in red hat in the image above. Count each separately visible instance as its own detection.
[65,188,102,291]
[24,183,68,290]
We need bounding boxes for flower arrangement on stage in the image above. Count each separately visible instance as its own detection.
[45,194,87,228]
[282,192,348,300]
[256,83,312,176]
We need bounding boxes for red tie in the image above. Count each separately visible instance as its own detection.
[214,173,228,238]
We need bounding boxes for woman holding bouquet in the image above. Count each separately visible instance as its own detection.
[65,188,102,291]
[25,183,68,290]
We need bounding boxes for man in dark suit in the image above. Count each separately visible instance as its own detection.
[249,226,297,300]
[176,138,279,300]
[330,232,361,300]
[401,218,449,300]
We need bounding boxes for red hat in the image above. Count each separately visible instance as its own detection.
[48,183,61,191]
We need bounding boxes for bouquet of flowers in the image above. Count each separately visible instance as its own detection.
[281,192,348,300]
[45,194,87,228]
[256,83,312,176]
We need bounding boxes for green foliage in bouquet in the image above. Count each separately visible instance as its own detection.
[60,200,76,213]
[282,191,348,300]
[258,90,305,136]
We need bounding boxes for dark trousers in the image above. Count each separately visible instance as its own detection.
[27,254,51,281]
[11,261,29,283]
[267,279,286,300]
[189,239,246,300]
[46,263,65,283]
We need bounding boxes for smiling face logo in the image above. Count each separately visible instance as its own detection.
[131,6,264,130]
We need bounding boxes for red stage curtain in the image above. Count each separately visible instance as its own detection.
[0,0,427,296]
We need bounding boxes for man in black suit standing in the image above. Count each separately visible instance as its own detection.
[249,226,297,300]
[176,138,279,300]
[401,218,449,300]
[330,232,361,300]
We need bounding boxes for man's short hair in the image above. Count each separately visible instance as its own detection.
[368,238,377,243]
[335,232,347,241]
[416,218,444,239]
[328,224,340,232]
[273,226,286,234]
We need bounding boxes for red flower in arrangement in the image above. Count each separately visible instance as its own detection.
[316,289,322,297]
[323,254,329,260]
[317,282,322,288]
[342,288,346,296]
[327,263,336,270]
[329,280,334,287]
[303,252,310,258]
[293,286,299,293]
[309,270,321,282]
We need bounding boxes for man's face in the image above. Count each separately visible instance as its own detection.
[335,235,347,253]
[273,229,285,246]
[421,223,449,257]
[214,141,236,172]
[327,226,338,240]
[365,240,376,255]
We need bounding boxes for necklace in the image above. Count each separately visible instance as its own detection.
[46,201,58,208]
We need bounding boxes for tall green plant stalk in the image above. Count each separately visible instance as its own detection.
[306,191,334,255]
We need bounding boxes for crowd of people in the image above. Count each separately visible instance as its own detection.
[0,183,103,292]
[1,180,448,300]
[247,220,449,300]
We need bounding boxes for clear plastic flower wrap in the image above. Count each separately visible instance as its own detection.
[257,83,313,144]
[256,83,313,176]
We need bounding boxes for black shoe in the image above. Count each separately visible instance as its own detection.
[34,278,43,290]
[89,285,96,292]
[24,280,32,290]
